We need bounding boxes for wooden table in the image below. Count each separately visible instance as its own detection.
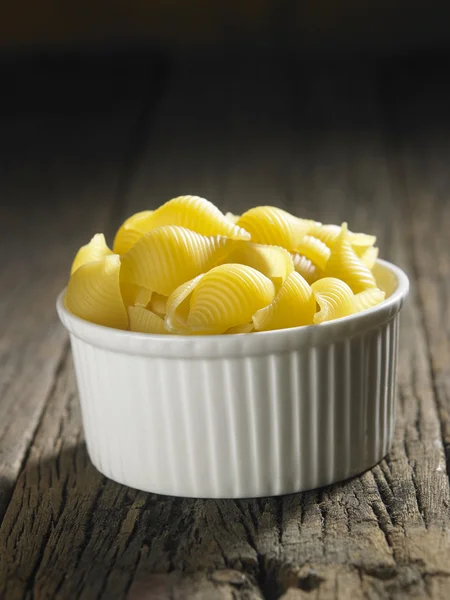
[1,52,449,599]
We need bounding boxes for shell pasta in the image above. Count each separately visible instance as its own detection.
[253,271,316,331]
[65,197,386,334]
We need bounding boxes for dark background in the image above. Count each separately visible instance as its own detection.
[1,3,450,220]
[2,1,450,55]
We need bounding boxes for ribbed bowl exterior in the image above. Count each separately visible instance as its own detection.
[57,260,409,498]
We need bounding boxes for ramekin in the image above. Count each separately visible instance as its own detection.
[56,259,409,498]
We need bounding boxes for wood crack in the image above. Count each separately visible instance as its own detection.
[0,339,71,525]
[403,178,450,492]
[372,467,396,527]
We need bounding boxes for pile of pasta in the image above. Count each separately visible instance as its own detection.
[65,196,385,335]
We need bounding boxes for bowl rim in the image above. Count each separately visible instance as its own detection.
[57,258,409,357]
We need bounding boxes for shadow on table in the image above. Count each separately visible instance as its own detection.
[2,441,327,599]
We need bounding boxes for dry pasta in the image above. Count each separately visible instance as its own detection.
[291,253,320,284]
[360,246,379,270]
[308,223,341,246]
[222,242,294,290]
[120,225,236,296]
[186,264,275,334]
[323,223,377,293]
[166,274,205,334]
[354,288,385,312]
[225,323,254,334]
[294,235,331,271]
[253,271,316,331]
[65,254,128,330]
[312,278,356,324]
[120,282,152,308]
[310,223,376,253]
[145,195,250,240]
[71,233,113,275]
[236,206,318,251]
[225,212,240,224]
[128,305,168,334]
[113,210,154,255]
[149,292,168,317]
[66,197,387,334]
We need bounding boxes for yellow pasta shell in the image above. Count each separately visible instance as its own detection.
[149,292,168,316]
[121,226,236,296]
[310,223,377,253]
[350,232,377,254]
[253,271,315,331]
[70,233,113,275]
[312,277,356,324]
[236,206,318,250]
[225,212,240,224]
[292,253,321,284]
[360,246,379,270]
[166,274,205,334]
[120,282,152,308]
[222,242,294,290]
[134,287,153,307]
[187,264,276,334]
[113,210,154,255]
[225,323,254,334]
[295,235,331,270]
[65,254,128,330]
[323,223,376,293]
[354,288,385,312]
[143,196,250,240]
[128,305,168,334]
[308,224,341,247]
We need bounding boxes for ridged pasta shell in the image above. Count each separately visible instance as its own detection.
[70,233,113,275]
[253,271,315,331]
[128,305,168,334]
[65,254,128,330]
[113,210,154,255]
[187,264,276,334]
[323,223,377,293]
[291,253,321,284]
[308,224,341,247]
[222,242,294,290]
[310,223,377,253]
[354,288,385,312]
[225,212,240,224]
[295,235,331,270]
[149,292,168,316]
[350,232,377,254]
[133,287,153,307]
[225,323,254,334]
[119,279,152,308]
[312,277,356,324]
[144,196,250,240]
[236,206,318,250]
[165,274,204,333]
[121,226,236,296]
[66,198,383,334]
[360,246,379,270]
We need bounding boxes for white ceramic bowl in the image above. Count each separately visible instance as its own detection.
[57,259,409,498]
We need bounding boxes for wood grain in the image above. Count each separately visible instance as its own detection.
[1,57,450,599]
[0,55,166,521]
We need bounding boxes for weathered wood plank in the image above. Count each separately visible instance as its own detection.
[0,54,167,522]
[399,135,450,489]
[1,58,450,599]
